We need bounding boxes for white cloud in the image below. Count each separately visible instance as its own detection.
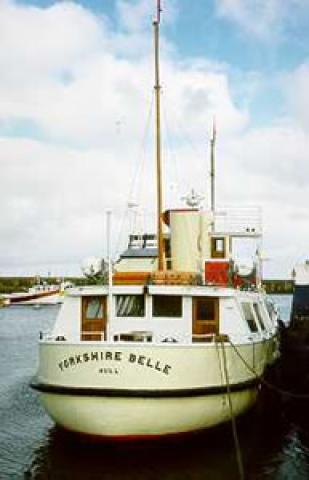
[0,136,135,274]
[0,0,309,279]
[0,1,106,74]
[213,121,309,278]
[116,0,153,32]
[162,60,248,141]
[116,0,178,31]
[285,63,309,131]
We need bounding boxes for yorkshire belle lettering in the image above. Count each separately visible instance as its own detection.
[57,350,172,375]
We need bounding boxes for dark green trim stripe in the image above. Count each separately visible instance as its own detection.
[30,378,258,397]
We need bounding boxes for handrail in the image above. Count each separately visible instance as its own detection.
[39,331,105,341]
[39,330,274,344]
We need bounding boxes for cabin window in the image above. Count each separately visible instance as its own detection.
[152,295,182,317]
[116,295,145,317]
[253,303,266,330]
[81,296,106,341]
[196,298,215,321]
[85,297,103,318]
[265,300,276,323]
[211,237,226,259]
[241,302,258,333]
[192,297,219,340]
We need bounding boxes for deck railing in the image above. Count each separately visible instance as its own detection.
[39,331,238,344]
[214,206,262,237]
[39,331,105,342]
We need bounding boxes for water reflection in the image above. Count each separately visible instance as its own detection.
[1,301,308,479]
[26,399,308,480]
[28,424,243,480]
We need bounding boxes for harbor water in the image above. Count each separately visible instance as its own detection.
[1,295,309,480]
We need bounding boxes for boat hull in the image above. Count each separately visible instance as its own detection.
[7,288,61,304]
[32,339,277,438]
[39,388,257,438]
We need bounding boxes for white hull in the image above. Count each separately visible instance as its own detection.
[6,288,62,305]
[40,389,257,438]
[33,339,277,438]
[17,294,63,305]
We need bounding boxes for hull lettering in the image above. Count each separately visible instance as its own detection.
[58,350,172,375]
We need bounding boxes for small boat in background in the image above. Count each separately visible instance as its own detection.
[4,281,71,306]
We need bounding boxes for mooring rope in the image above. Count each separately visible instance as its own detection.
[213,335,309,479]
[215,339,226,399]
[227,338,309,400]
[220,339,245,480]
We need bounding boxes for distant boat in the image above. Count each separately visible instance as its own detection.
[31,2,281,440]
[5,283,64,305]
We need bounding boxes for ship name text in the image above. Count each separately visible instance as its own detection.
[57,350,172,375]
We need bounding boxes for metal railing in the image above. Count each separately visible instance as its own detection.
[39,330,272,345]
[214,206,262,237]
[39,331,105,341]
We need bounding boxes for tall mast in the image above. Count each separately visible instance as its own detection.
[153,0,164,271]
[210,118,216,215]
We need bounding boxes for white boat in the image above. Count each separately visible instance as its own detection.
[5,283,63,305]
[31,2,280,440]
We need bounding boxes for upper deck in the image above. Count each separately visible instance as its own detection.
[42,283,278,349]
[114,206,262,289]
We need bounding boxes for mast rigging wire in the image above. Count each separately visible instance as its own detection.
[114,91,155,258]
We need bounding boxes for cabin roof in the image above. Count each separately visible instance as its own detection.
[120,248,158,258]
[67,284,242,298]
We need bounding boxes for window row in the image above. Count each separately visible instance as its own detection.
[84,295,183,319]
[117,294,183,317]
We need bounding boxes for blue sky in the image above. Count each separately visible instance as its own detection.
[18,0,309,72]
[13,0,308,127]
[1,0,309,277]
